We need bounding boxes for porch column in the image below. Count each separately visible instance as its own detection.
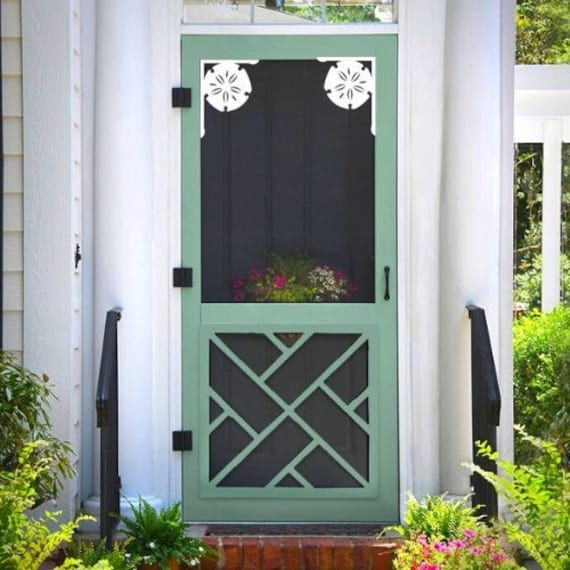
[87,0,162,513]
[439,0,515,494]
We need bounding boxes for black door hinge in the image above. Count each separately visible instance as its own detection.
[74,243,82,269]
[172,431,193,452]
[172,87,192,108]
[173,267,193,288]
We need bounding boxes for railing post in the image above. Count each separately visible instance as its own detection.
[96,308,122,548]
[466,305,501,520]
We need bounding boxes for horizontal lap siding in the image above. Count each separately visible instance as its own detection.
[2,0,23,360]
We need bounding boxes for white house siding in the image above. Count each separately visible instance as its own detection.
[2,0,23,361]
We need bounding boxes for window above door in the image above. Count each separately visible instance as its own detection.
[183,0,397,25]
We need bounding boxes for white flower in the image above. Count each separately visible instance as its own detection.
[148,542,156,549]
[190,559,199,566]
[199,547,205,553]
[125,553,131,559]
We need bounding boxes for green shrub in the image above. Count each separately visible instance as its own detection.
[119,498,216,569]
[471,430,570,570]
[0,351,75,501]
[513,307,570,464]
[0,442,91,570]
[65,540,137,570]
[387,493,480,541]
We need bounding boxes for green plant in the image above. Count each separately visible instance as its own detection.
[57,560,113,570]
[387,493,481,541]
[470,429,570,570]
[392,525,521,570]
[513,307,570,464]
[119,498,216,569]
[66,540,137,570]
[516,0,570,64]
[0,351,75,501]
[0,442,91,570]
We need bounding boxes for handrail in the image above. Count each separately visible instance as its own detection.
[96,307,122,548]
[466,305,501,520]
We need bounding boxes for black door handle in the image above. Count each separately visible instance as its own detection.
[384,266,390,301]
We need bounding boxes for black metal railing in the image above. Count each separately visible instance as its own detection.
[96,308,122,548]
[466,305,501,520]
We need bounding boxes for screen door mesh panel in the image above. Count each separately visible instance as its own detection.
[201,59,375,303]
[208,332,370,489]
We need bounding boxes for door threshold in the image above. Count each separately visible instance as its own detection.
[197,523,391,537]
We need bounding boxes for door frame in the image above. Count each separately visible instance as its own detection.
[156,3,415,520]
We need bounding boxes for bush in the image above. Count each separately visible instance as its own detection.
[0,442,91,570]
[119,498,216,569]
[387,494,480,541]
[0,351,75,501]
[392,526,521,570]
[513,307,570,464]
[471,430,570,570]
[65,541,137,570]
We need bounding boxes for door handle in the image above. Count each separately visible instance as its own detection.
[384,266,390,301]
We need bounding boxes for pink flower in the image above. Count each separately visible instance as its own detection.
[469,546,483,555]
[347,282,358,294]
[417,535,428,546]
[232,277,245,290]
[434,542,449,554]
[463,529,475,539]
[273,275,287,289]
[492,552,506,563]
[419,564,439,570]
[334,270,346,281]
[249,268,263,281]
[233,291,245,302]
[449,540,465,549]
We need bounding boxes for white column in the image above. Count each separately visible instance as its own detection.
[541,120,563,312]
[439,0,513,494]
[398,0,447,502]
[85,0,162,515]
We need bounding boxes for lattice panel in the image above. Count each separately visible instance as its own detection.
[207,332,371,491]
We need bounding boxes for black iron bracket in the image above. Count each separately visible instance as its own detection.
[172,431,193,452]
[172,87,192,108]
[173,267,193,288]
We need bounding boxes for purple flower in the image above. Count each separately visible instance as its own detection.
[469,546,483,555]
[334,270,346,281]
[347,282,358,294]
[434,542,449,554]
[463,529,475,539]
[233,291,245,302]
[449,540,465,549]
[273,275,287,289]
[232,277,245,290]
[249,268,263,281]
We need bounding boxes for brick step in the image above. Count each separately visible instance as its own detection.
[198,536,399,570]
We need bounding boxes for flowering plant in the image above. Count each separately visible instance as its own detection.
[393,527,522,570]
[232,253,357,303]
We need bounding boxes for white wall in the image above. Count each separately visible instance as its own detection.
[2,0,23,361]
[22,0,83,520]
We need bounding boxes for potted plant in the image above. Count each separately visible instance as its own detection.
[118,498,216,570]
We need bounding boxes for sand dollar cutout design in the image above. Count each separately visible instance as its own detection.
[324,59,373,110]
[203,61,252,113]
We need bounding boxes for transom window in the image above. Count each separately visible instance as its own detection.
[183,0,397,25]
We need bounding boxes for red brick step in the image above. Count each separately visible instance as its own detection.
[198,536,399,570]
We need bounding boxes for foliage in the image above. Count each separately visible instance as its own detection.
[513,307,570,464]
[516,0,570,64]
[0,351,75,502]
[513,143,570,310]
[392,526,521,570]
[119,498,216,569]
[233,252,356,303]
[471,430,570,570]
[387,494,480,542]
[282,4,377,24]
[65,540,137,570]
[57,560,113,570]
[0,442,91,570]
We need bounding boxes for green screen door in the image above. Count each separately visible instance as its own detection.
[181,35,398,522]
